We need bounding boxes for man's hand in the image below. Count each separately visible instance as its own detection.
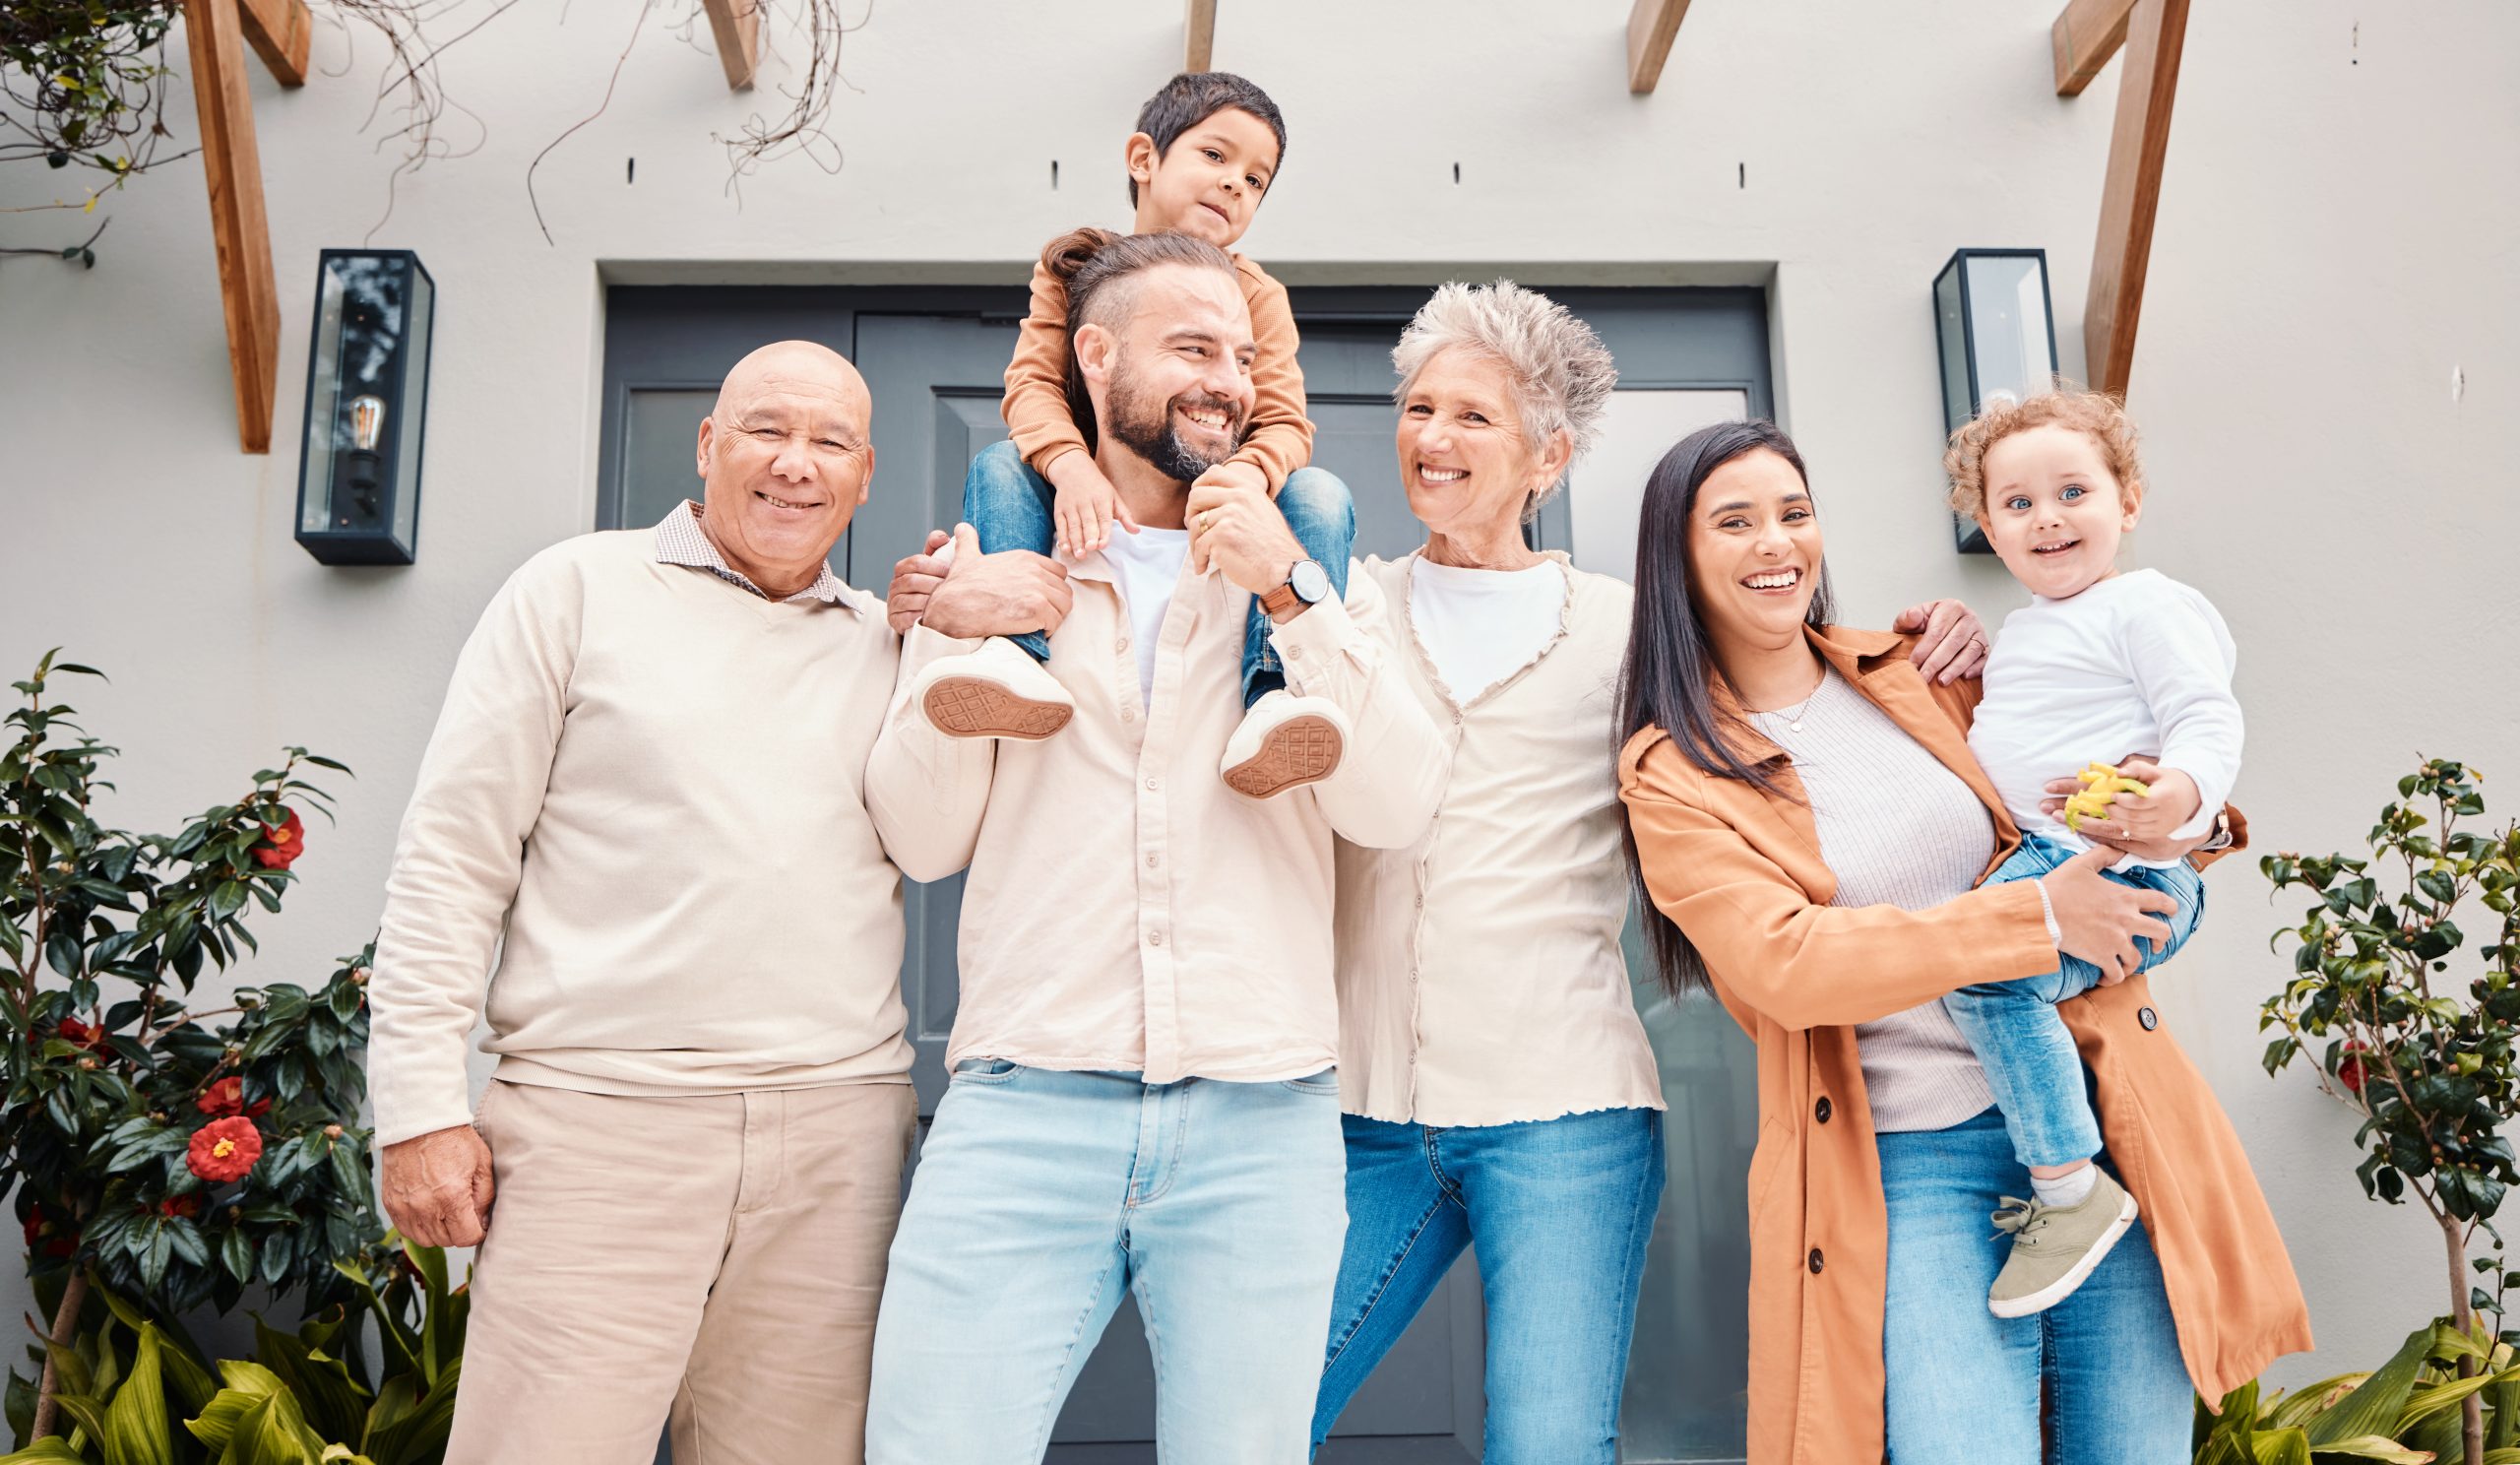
[887,529,953,635]
[1892,599,1988,684]
[917,523,1075,640]
[381,1122,496,1248]
[2041,756,2211,861]
[1185,476,1304,603]
[1046,452,1137,557]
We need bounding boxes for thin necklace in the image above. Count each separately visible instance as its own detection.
[1762,674,1825,733]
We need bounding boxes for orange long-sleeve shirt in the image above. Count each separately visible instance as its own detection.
[1001,249,1314,491]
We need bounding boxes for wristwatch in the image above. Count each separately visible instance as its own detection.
[1258,558,1332,617]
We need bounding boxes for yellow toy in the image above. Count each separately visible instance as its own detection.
[2063,761,2153,833]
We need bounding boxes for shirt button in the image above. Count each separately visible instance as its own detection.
[1146,777,1161,791]
[1147,930,1165,947]
[1120,706,1136,723]
[2139,1006,2159,1031]
[1814,1096,1832,1123]
[1807,1247,1825,1275]
[1116,636,1130,651]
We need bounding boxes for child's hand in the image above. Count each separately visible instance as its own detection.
[2041,757,2207,859]
[1047,455,1137,557]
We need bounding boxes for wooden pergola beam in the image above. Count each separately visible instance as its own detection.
[2083,0,2189,397]
[1184,0,1215,73]
[183,0,281,453]
[236,0,311,87]
[2051,0,2138,96]
[1626,0,1692,94]
[702,0,761,91]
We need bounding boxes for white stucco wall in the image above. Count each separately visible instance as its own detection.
[3,0,2513,1397]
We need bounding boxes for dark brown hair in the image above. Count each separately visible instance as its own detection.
[1038,227,1236,452]
[1127,71,1288,206]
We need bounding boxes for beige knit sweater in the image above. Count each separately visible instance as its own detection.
[368,529,914,1147]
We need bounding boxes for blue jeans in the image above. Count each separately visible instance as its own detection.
[1311,1108,1666,1463]
[1881,1106,2191,1463]
[961,439,1356,707]
[1944,834,2205,1169]
[864,1062,1348,1464]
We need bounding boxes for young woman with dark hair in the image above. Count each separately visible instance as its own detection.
[1613,420,2310,1463]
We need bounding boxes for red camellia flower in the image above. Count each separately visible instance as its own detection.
[250,808,306,870]
[2339,1042,2370,1095]
[53,1017,109,1052]
[187,1116,264,1183]
[195,1076,271,1119]
[158,1194,202,1220]
[23,1204,77,1259]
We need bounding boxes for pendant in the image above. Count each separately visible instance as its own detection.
[1789,720,1803,732]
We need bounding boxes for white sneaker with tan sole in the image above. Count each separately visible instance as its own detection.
[913,636,1075,741]
[1220,690,1349,799]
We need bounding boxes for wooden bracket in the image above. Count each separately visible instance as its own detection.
[702,0,762,91]
[1626,0,1692,94]
[2082,0,2189,397]
[1185,0,1216,73]
[183,0,281,453]
[236,0,311,86]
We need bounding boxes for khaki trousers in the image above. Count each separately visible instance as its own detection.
[445,1079,917,1465]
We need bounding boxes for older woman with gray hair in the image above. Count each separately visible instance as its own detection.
[1311,283,1988,1461]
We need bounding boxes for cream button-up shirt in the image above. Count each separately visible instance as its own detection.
[866,548,1445,1084]
[1333,552,1667,1126]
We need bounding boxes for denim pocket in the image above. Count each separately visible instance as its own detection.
[1279,1068,1340,1096]
[949,1057,1022,1085]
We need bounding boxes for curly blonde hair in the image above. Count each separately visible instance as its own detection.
[1943,387,2144,520]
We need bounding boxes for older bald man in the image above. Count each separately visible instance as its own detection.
[369,342,1054,1463]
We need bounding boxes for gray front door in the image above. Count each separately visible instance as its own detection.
[600,283,1772,1464]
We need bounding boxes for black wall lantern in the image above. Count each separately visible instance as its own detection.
[1933,248,2057,553]
[294,250,435,565]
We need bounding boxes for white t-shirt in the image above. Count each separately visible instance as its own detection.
[1967,568,2242,865]
[1099,526,1192,708]
[1407,556,1570,704]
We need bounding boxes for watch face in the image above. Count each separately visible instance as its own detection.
[1291,558,1332,604]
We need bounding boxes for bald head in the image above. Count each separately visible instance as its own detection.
[715,339,868,420]
[693,339,876,600]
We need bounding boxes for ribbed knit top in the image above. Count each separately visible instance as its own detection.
[1745,667,1998,1133]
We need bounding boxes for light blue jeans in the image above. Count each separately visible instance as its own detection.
[961,439,1356,707]
[1944,834,2205,1169]
[1311,1108,1666,1463]
[1881,1106,2191,1463]
[863,1061,1348,1464]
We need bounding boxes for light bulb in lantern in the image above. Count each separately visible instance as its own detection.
[349,395,387,453]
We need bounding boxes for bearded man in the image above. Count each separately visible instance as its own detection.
[857,231,1444,1463]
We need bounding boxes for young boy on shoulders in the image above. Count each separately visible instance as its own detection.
[913,71,1357,798]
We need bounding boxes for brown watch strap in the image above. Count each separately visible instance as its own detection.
[1259,582,1301,616]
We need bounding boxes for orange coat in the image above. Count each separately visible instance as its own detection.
[1616,623,2311,1465]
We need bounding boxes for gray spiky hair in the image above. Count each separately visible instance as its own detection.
[1390,280,1617,506]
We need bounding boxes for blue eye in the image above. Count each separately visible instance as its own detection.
[2004,495,2032,512]
[2061,484,2086,501]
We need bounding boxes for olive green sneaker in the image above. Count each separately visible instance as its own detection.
[1986,1171,2139,1318]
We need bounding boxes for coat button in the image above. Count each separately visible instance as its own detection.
[1807,1247,1825,1275]
[1814,1096,1832,1123]
[2139,1006,2159,1031]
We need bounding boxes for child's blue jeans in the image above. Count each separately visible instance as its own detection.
[960,440,1355,709]
[1943,834,2206,1171]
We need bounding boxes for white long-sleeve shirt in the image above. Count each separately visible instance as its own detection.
[863,552,1446,1085]
[1968,568,2241,867]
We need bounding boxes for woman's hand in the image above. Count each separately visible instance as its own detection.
[2041,756,2214,861]
[1892,599,1989,683]
[2041,844,2177,983]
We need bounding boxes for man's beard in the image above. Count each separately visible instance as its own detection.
[1104,358,1247,484]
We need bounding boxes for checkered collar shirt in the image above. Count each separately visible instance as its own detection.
[653,500,854,607]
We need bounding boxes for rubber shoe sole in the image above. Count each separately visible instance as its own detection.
[921,676,1073,740]
[1986,1187,2139,1319]
[1222,715,1344,798]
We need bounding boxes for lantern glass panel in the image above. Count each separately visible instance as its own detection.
[1963,254,2054,408]
[1934,264,1972,434]
[300,255,410,539]
[392,265,432,550]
